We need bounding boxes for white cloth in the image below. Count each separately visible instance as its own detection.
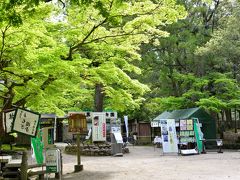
[154,136,162,144]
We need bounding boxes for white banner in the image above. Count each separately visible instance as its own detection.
[160,119,178,154]
[92,112,106,142]
[124,115,129,140]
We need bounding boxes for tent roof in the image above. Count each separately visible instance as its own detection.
[153,107,201,121]
[153,111,171,121]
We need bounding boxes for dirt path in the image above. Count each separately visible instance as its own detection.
[60,146,240,180]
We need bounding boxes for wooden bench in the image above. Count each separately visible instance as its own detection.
[2,158,47,180]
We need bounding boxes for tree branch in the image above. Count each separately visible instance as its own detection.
[13,74,57,107]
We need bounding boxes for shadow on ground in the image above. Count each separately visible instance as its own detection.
[63,170,115,180]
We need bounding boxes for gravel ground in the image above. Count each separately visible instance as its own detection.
[56,145,240,180]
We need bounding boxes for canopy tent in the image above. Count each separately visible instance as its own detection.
[152,107,216,139]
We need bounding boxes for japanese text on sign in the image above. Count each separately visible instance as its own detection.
[12,108,40,137]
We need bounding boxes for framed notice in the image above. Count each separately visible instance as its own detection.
[3,109,16,133]
[12,108,40,137]
[92,112,106,142]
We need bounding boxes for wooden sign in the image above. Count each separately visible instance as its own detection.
[68,113,87,133]
[12,108,40,137]
[3,109,16,133]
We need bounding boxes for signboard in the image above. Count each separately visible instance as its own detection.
[12,108,40,137]
[111,126,121,133]
[160,119,178,153]
[92,112,106,142]
[151,121,159,127]
[4,109,15,133]
[46,148,61,173]
[113,132,123,144]
[68,112,87,133]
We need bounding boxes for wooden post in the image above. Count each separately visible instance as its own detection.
[74,133,83,172]
[20,151,28,180]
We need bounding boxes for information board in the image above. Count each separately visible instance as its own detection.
[12,108,40,137]
[160,119,178,153]
[46,148,61,173]
[92,112,106,142]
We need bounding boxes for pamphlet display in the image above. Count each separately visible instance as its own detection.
[160,119,178,153]
[179,118,204,155]
[179,119,195,143]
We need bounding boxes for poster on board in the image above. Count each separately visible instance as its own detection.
[46,148,61,173]
[160,119,178,154]
[12,108,40,137]
[92,112,106,142]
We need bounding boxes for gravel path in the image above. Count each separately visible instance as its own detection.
[59,145,240,180]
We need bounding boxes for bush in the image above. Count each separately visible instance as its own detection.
[222,143,240,149]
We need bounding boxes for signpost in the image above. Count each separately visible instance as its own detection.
[68,112,87,172]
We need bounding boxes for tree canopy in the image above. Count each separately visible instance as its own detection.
[1,0,240,135]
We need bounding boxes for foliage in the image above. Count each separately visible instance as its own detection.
[0,0,186,127]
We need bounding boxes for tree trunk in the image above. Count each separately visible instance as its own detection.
[225,109,232,129]
[94,84,104,112]
[0,111,4,137]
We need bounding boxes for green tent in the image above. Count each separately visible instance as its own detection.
[153,107,216,139]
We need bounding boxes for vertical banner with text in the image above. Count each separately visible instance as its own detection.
[92,112,106,142]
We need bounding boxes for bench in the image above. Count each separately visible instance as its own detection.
[28,168,46,180]
[201,139,223,153]
[2,155,47,180]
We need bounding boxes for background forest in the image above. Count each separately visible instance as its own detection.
[0,0,240,136]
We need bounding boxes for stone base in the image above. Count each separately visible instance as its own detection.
[74,164,83,172]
